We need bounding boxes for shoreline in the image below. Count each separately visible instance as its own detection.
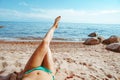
[0,39,84,46]
[0,37,86,43]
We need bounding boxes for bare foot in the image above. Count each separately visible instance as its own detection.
[53,16,61,28]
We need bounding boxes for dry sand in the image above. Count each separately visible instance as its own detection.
[0,40,120,80]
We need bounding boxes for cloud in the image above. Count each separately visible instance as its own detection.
[29,8,120,23]
[0,8,120,23]
[100,10,120,14]
[89,10,120,16]
[19,2,28,6]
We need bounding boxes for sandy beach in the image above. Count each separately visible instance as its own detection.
[0,40,120,80]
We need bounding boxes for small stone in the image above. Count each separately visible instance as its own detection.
[102,35,119,44]
[106,74,113,78]
[84,38,100,45]
[106,43,120,52]
[0,26,4,28]
[88,32,98,37]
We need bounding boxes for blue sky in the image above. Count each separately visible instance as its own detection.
[0,0,120,24]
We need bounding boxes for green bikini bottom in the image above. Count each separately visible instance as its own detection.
[25,66,54,80]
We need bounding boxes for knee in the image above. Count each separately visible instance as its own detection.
[40,39,49,49]
[42,39,49,45]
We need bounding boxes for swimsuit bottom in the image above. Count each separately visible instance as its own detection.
[25,66,54,80]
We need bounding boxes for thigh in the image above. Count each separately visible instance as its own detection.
[42,48,55,74]
[24,41,48,72]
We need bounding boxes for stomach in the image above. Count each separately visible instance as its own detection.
[22,70,53,80]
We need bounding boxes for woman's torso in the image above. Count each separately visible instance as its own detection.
[22,70,53,80]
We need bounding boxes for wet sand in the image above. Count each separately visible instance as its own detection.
[0,40,120,80]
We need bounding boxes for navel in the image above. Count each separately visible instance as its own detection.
[37,72,40,75]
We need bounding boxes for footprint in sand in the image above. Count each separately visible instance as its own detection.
[0,57,5,60]
[2,62,8,67]
[64,58,76,63]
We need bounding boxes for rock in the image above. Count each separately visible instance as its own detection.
[0,26,4,28]
[102,35,119,45]
[84,38,100,45]
[106,74,113,78]
[88,32,98,37]
[106,43,120,52]
[97,36,105,43]
[9,72,17,80]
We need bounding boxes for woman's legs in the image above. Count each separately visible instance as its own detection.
[23,16,61,73]
[42,48,55,74]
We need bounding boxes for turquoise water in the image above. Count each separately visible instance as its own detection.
[0,21,120,41]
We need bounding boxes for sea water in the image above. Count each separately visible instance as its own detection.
[0,21,120,41]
